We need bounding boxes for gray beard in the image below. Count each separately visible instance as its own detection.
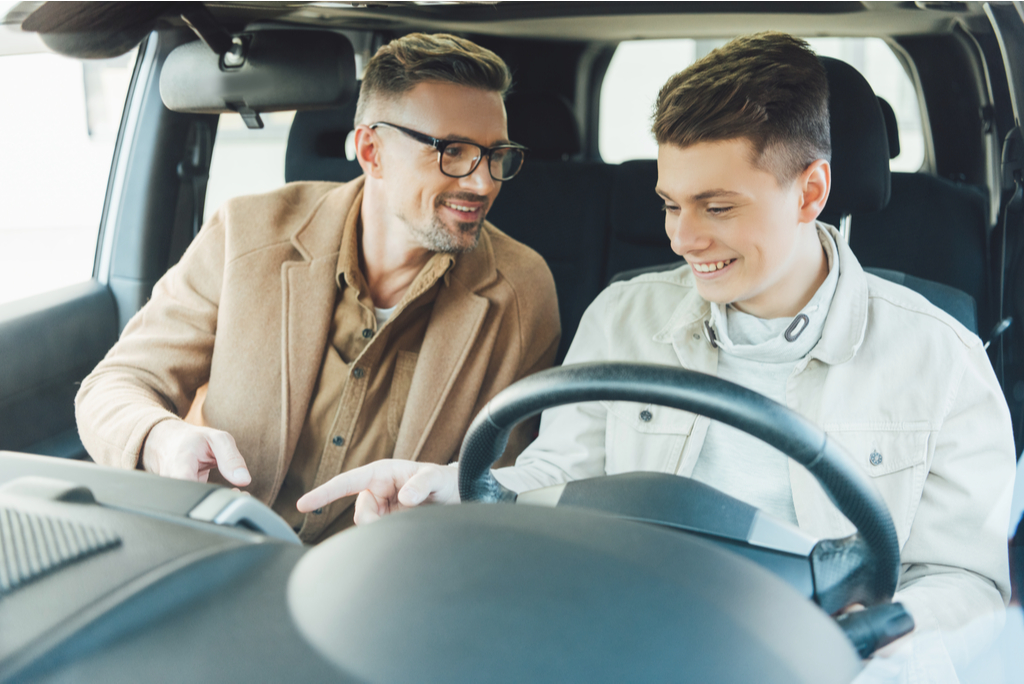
[411,215,482,254]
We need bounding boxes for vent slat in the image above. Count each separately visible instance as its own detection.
[0,507,121,597]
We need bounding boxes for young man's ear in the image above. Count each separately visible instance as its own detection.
[796,159,831,224]
[354,125,385,179]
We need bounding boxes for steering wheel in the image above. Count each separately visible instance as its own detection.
[458,362,903,617]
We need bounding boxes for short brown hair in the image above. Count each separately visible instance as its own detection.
[354,33,512,124]
[652,32,830,183]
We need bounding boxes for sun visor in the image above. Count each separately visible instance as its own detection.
[19,1,171,59]
[160,31,357,129]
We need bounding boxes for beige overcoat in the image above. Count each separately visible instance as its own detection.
[75,178,561,505]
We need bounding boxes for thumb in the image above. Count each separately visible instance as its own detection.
[397,465,454,507]
[207,430,251,487]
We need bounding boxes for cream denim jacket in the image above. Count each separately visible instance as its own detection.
[495,224,1015,674]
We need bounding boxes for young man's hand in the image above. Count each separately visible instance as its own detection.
[140,420,251,487]
[296,461,460,525]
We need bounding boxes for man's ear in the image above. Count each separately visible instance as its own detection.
[796,159,831,223]
[354,125,384,179]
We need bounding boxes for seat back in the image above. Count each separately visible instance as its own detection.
[848,97,991,331]
[487,93,615,362]
[285,97,362,183]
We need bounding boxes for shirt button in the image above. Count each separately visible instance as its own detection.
[313,508,323,515]
[869,450,883,466]
[640,410,653,422]
[362,328,373,339]
[332,435,344,447]
[352,367,365,379]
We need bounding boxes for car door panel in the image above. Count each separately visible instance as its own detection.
[0,281,118,458]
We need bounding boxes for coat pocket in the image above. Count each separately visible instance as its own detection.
[603,401,697,475]
[823,423,931,546]
[387,351,419,440]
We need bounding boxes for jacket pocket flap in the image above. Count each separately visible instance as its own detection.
[824,426,930,477]
[603,401,698,435]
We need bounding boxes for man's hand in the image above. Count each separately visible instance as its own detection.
[141,420,251,487]
[296,461,459,525]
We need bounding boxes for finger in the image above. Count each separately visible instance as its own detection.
[206,430,251,486]
[353,490,385,526]
[297,462,401,513]
[397,466,451,507]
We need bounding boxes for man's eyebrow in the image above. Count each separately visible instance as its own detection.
[441,133,512,146]
[654,188,744,202]
[691,189,743,202]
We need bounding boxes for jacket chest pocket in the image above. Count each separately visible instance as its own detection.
[603,402,697,475]
[823,424,931,547]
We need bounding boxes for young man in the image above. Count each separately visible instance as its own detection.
[75,33,560,543]
[298,33,1016,677]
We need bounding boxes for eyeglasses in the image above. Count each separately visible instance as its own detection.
[369,122,526,181]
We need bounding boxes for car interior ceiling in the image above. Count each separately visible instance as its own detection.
[2,3,1024,681]
[2,2,1024,461]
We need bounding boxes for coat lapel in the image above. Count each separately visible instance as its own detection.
[393,225,499,463]
[270,180,364,499]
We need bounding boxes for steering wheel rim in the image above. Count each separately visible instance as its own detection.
[457,362,901,605]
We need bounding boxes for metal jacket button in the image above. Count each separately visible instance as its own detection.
[640,410,653,422]
[333,435,344,447]
[353,367,365,379]
[869,450,883,466]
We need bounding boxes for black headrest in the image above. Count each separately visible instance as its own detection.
[506,93,581,161]
[821,56,891,217]
[285,96,363,184]
[876,97,900,160]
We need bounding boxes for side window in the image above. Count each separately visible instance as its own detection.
[204,112,295,222]
[0,38,136,306]
[599,37,925,173]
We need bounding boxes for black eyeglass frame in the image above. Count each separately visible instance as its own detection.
[368,121,527,181]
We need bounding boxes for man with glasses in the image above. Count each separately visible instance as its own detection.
[75,33,560,543]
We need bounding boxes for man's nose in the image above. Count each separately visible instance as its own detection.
[459,157,497,195]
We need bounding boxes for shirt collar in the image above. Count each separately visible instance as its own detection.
[807,221,868,365]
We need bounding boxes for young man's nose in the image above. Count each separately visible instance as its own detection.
[666,213,711,256]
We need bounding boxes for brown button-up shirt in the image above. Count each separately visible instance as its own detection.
[273,191,455,543]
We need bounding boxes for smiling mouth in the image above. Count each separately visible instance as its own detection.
[691,259,736,273]
[442,201,479,213]
[440,198,487,218]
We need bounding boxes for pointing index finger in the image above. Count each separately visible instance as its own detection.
[297,466,381,513]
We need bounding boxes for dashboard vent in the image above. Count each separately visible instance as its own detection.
[0,507,121,596]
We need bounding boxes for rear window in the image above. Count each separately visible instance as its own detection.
[599,37,924,173]
[204,111,295,223]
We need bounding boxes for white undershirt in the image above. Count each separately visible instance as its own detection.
[689,228,840,525]
[374,305,397,328]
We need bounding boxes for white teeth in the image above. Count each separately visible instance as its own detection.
[445,202,476,212]
[693,259,734,273]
